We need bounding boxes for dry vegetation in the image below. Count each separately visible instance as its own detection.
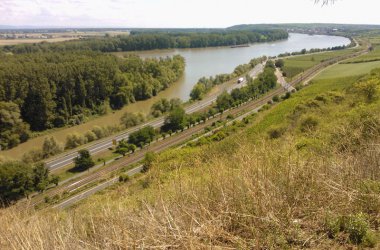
[0,38,77,46]
[1,68,380,249]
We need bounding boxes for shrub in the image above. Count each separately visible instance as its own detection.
[272,95,280,102]
[65,133,87,149]
[119,174,130,182]
[299,116,319,133]
[22,149,44,163]
[42,137,63,159]
[267,126,286,139]
[84,131,98,142]
[120,112,145,128]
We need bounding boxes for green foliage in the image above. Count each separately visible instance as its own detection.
[0,102,30,150]
[0,161,51,205]
[275,59,284,68]
[84,131,98,142]
[216,91,234,111]
[162,107,187,132]
[42,137,63,159]
[142,152,157,173]
[267,126,287,139]
[0,52,184,134]
[128,126,157,148]
[116,139,137,156]
[150,98,182,117]
[3,30,289,54]
[119,174,130,183]
[325,213,372,245]
[299,115,319,133]
[65,133,87,149]
[73,149,95,172]
[120,112,145,128]
[190,57,266,100]
[353,77,379,102]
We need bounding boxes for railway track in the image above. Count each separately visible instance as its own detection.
[29,45,369,208]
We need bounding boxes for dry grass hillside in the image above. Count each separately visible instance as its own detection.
[1,69,380,249]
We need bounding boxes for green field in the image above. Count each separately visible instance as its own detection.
[315,60,380,80]
[282,49,358,79]
[344,45,380,63]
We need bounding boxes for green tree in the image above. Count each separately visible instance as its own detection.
[275,59,284,68]
[142,152,157,172]
[74,149,95,171]
[216,91,234,111]
[0,102,30,150]
[162,107,188,132]
[42,137,63,159]
[128,126,157,148]
[190,83,206,100]
[120,112,145,128]
[33,163,50,193]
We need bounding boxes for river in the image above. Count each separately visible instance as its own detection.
[2,33,351,159]
[115,33,351,102]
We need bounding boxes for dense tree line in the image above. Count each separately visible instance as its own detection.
[190,57,267,100]
[0,161,57,205]
[121,63,278,149]
[2,30,289,54]
[0,52,184,149]
[215,62,278,111]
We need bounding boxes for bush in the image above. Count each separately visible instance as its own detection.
[299,116,319,133]
[325,213,373,245]
[84,131,98,142]
[120,112,145,128]
[22,149,44,163]
[267,126,286,139]
[65,133,87,149]
[119,174,130,182]
[42,137,63,159]
[272,95,280,102]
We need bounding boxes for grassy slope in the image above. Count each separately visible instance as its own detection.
[1,65,380,249]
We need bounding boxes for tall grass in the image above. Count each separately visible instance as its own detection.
[1,73,379,249]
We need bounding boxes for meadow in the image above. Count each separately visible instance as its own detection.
[282,49,359,79]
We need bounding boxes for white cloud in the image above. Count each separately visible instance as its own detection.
[0,0,379,28]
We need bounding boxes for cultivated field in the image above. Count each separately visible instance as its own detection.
[315,60,380,79]
[0,37,77,46]
[282,49,360,79]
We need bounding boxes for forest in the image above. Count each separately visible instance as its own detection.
[2,29,289,54]
[0,52,185,150]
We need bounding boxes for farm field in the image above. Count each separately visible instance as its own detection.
[315,60,380,79]
[0,37,78,46]
[282,49,359,79]
[344,44,380,63]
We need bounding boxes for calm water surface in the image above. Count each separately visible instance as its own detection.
[115,33,350,103]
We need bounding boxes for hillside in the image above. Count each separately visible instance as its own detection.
[1,56,379,248]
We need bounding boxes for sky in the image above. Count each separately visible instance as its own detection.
[0,0,380,28]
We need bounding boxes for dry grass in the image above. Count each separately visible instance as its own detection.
[1,126,379,248]
[0,38,78,46]
[1,73,379,249]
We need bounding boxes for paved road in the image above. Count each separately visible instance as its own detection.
[50,46,370,209]
[54,165,143,209]
[45,63,265,171]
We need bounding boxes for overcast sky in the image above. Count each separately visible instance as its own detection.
[0,0,379,28]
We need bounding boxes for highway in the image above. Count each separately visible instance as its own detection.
[44,62,265,171]
[40,44,369,209]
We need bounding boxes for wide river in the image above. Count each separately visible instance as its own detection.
[3,33,351,158]
[116,33,350,102]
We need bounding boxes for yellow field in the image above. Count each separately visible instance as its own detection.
[0,37,78,46]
